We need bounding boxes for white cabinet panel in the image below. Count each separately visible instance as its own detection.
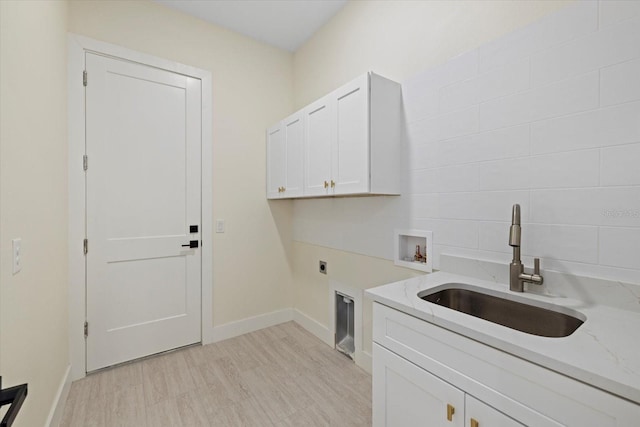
[266,123,285,199]
[373,343,465,427]
[267,112,304,199]
[284,112,304,197]
[334,74,369,195]
[304,95,334,197]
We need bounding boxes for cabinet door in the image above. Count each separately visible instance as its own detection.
[333,73,369,195]
[283,112,304,197]
[266,123,285,199]
[466,396,525,427]
[373,343,465,427]
[304,94,334,196]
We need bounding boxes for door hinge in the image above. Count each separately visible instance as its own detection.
[84,321,88,338]
[83,155,88,171]
[83,238,88,255]
[83,70,87,87]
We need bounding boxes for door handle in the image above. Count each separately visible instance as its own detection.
[182,240,199,248]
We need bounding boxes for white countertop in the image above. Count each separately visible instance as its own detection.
[366,271,640,405]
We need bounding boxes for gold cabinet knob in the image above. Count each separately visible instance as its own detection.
[324,180,329,189]
[446,404,455,422]
[471,418,479,427]
[282,187,286,192]
[330,180,335,188]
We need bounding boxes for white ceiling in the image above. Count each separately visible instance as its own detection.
[154,0,348,52]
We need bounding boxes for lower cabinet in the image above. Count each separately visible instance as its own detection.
[372,303,640,427]
[373,343,464,426]
[373,343,524,427]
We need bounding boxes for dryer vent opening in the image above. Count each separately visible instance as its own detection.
[335,292,355,358]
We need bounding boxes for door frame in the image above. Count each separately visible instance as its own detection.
[68,34,214,381]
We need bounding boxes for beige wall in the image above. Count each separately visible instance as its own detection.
[68,0,296,327]
[291,0,573,360]
[292,241,422,354]
[0,1,69,426]
[294,0,573,108]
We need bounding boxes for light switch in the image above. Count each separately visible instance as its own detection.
[12,238,22,274]
[216,219,225,233]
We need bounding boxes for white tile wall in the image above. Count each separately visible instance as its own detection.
[479,158,531,191]
[531,15,640,86]
[293,1,640,282]
[411,219,479,249]
[600,58,640,106]
[434,125,530,167]
[435,164,479,193]
[478,1,598,73]
[525,224,599,264]
[478,222,511,254]
[479,71,599,131]
[601,143,640,186]
[600,227,640,270]
[531,101,640,154]
[434,105,480,141]
[599,0,640,27]
[440,78,479,114]
[531,188,640,227]
[529,150,600,189]
[477,57,530,103]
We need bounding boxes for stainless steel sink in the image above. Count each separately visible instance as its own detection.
[419,285,585,337]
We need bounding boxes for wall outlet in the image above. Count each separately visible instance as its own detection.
[215,219,225,233]
[12,238,22,274]
[319,260,327,274]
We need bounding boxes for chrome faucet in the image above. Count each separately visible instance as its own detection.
[508,204,543,292]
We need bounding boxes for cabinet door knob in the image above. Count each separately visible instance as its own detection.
[282,187,286,192]
[446,404,455,421]
[471,418,479,427]
[324,180,329,189]
[330,180,335,188]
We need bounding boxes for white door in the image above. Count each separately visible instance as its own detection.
[283,112,304,197]
[266,123,285,199]
[334,74,369,195]
[85,53,202,371]
[304,94,334,196]
[373,343,465,427]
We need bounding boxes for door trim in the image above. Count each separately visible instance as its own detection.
[68,33,214,381]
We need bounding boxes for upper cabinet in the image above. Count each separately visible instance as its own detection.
[266,72,401,199]
[266,111,304,199]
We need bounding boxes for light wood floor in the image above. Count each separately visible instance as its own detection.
[60,322,372,426]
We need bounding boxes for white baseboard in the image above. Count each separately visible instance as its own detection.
[208,308,294,343]
[46,364,72,427]
[293,309,333,346]
[356,350,373,375]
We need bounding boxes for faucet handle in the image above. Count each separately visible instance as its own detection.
[534,258,540,275]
